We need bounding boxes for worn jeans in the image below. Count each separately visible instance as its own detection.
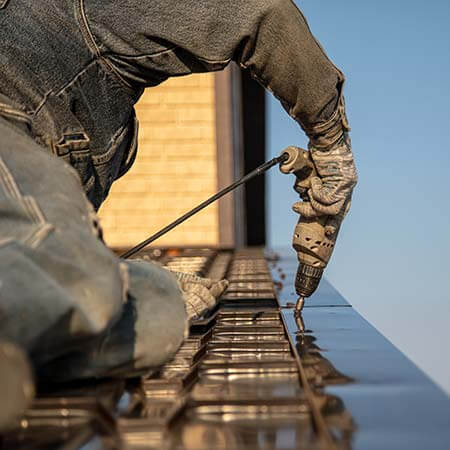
[0,116,186,380]
[0,0,346,380]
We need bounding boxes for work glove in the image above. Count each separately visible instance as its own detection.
[293,98,357,224]
[170,272,229,321]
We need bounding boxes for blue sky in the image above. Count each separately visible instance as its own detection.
[267,0,450,394]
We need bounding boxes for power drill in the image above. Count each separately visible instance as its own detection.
[280,146,346,311]
[122,145,344,314]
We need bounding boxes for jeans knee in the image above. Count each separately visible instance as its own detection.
[125,260,187,370]
[75,258,127,336]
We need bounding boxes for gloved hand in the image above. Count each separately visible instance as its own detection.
[293,98,357,221]
[170,272,229,321]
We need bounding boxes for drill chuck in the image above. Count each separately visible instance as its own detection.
[295,263,323,297]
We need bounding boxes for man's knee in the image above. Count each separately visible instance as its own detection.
[125,260,187,370]
[55,261,188,380]
[73,260,126,335]
[0,240,126,357]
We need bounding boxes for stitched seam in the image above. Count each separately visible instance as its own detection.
[22,196,46,225]
[125,117,138,166]
[25,223,54,249]
[76,0,133,90]
[0,238,14,248]
[117,115,138,178]
[83,175,95,193]
[91,122,129,165]
[0,157,54,248]
[0,103,31,124]
[109,46,231,66]
[109,45,178,59]
[0,158,22,200]
[195,55,231,65]
[33,60,96,117]
[77,0,101,58]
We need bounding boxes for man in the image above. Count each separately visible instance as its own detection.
[0,0,357,381]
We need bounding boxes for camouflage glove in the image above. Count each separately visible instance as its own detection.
[293,98,357,220]
[171,272,229,321]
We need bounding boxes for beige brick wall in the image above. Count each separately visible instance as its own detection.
[98,74,219,248]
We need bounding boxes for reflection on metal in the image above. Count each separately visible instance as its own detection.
[1,381,123,449]
[272,248,450,450]
[295,311,306,333]
[294,315,354,387]
[4,248,450,449]
[296,296,305,312]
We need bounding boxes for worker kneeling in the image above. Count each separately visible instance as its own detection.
[0,0,356,388]
[0,118,227,382]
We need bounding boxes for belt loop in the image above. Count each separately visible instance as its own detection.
[52,132,90,158]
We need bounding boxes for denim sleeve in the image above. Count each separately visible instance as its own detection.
[83,0,345,129]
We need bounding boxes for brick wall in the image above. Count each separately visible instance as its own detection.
[98,73,219,248]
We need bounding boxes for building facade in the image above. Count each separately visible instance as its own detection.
[99,66,266,250]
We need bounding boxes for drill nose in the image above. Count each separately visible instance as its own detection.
[278,150,290,168]
[279,146,311,174]
[295,263,323,297]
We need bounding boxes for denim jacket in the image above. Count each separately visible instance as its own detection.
[0,0,344,209]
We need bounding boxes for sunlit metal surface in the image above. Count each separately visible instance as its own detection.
[271,247,450,450]
[3,247,450,449]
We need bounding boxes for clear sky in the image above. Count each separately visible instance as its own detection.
[267,0,450,394]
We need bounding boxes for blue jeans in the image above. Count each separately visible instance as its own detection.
[0,116,186,380]
[0,0,345,380]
